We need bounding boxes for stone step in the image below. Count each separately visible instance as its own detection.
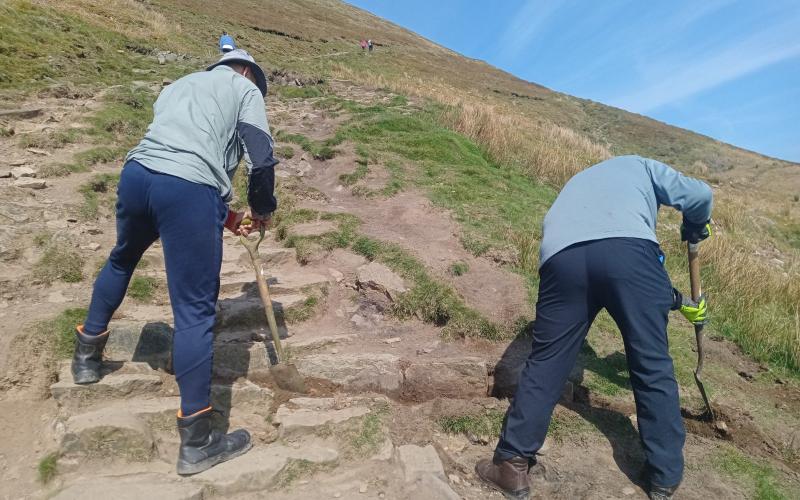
[293,353,403,395]
[191,441,339,495]
[211,379,273,409]
[58,398,179,461]
[221,245,297,271]
[215,293,306,330]
[104,321,173,371]
[51,361,164,408]
[53,473,203,500]
[218,268,328,296]
[395,444,460,500]
[291,353,489,401]
[274,396,387,438]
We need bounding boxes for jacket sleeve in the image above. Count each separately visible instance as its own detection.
[238,88,278,216]
[643,158,713,224]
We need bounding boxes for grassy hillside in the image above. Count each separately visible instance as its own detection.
[3,0,798,374]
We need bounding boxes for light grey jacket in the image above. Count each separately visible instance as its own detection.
[126,65,277,215]
[539,155,713,267]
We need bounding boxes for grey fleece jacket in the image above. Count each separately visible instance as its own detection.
[126,65,277,215]
[539,155,713,267]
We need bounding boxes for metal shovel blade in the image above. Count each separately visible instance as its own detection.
[693,323,715,421]
[270,362,307,393]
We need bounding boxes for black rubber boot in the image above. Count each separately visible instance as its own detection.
[176,407,252,475]
[71,326,109,385]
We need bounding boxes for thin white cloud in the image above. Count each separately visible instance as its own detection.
[612,15,800,113]
[494,1,562,63]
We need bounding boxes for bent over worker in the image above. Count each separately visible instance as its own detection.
[70,49,277,475]
[476,155,712,500]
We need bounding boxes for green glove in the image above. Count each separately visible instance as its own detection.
[680,294,708,325]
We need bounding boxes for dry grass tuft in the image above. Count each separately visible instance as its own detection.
[40,0,175,40]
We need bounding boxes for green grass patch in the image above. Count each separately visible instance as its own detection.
[439,410,505,438]
[339,158,368,186]
[37,452,59,484]
[274,85,324,99]
[352,234,504,339]
[350,406,389,454]
[79,173,120,219]
[275,130,340,160]
[335,99,554,285]
[127,275,158,301]
[18,128,81,150]
[713,446,798,500]
[37,308,86,359]
[449,261,469,276]
[284,294,320,324]
[276,145,295,159]
[33,236,85,284]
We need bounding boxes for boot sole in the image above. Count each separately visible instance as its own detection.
[475,464,530,500]
[176,441,253,476]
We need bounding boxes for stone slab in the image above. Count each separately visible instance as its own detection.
[403,357,488,400]
[294,353,402,394]
[51,361,162,407]
[53,474,203,500]
[192,443,338,495]
[395,444,446,482]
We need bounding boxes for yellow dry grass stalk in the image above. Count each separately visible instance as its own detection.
[702,234,800,370]
[331,64,610,187]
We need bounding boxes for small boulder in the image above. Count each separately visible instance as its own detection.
[13,178,46,189]
[10,166,36,179]
[395,444,446,482]
[356,262,407,300]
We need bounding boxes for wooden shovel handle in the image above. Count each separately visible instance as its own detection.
[687,242,702,301]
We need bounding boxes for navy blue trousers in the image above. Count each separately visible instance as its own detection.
[84,161,227,415]
[495,238,686,488]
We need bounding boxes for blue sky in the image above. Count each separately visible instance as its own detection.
[345,1,800,162]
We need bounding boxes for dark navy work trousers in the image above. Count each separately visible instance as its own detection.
[84,161,227,416]
[495,237,686,488]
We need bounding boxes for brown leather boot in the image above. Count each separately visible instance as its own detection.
[475,455,530,499]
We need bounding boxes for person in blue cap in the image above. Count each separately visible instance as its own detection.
[219,32,236,53]
[70,48,275,475]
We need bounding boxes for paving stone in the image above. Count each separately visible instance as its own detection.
[395,444,446,482]
[408,474,461,500]
[283,334,358,350]
[219,269,328,296]
[50,362,163,407]
[211,379,273,408]
[290,220,337,237]
[294,353,402,394]
[215,293,305,330]
[356,262,407,300]
[274,398,371,437]
[10,166,36,179]
[212,341,271,380]
[13,177,46,189]
[104,321,173,371]
[53,474,203,500]
[222,245,296,270]
[60,406,155,461]
[403,357,488,400]
[192,443,339,494]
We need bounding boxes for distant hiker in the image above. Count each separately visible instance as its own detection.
[71,48,276,475]
[368,39,374,52]
[360,39,367,51]
[475,155,712,500]
[219,31,236,53]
